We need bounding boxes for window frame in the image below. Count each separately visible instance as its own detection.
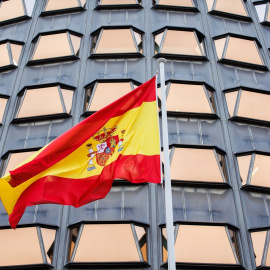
[152,0,198,12]
[90,26,144,59]
[65,221,150,268]
[153,27,207,61]
[12,83,75,123]
[214,34,267,71]
[95,0,143,10]
[28,30,82,66]
[160,222,243,269]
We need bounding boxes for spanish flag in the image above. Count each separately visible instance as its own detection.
[0,77,161,229]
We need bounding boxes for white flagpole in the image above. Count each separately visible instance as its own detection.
[157,58,176,270]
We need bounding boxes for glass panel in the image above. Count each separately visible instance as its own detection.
[266,233,270,266]
[73,224,141,262]
[157,0,194,7]
[99,0,137,4]
[10,44,23,65]
[160,30,203,56]
[174,225,237,264]
[267,5,270,22]
[40,228,56,264]
[0,98,7,123]
[214,37,226,59]
[61,89,73,113]
[70,34,81,56]
[81,0,86,6]
[250,154,270,187]
[69,227,79,259]
[45,0,80,11]
[24,0,36,16]
[17,87,64,118]
[237,91,270,122]
[95,29,137,54]
[237,155,252,185]
[155,32,164,53]
[0,0,25,23]
[4,151,36,176]
[255,4,267,22]
[135,226,147,262]
[251,231,267,267]
[215,0,247,16]
[133,31,142,53]
[170,148,224,183]
[0,227,43,266]
[166,84,212,114]
[225,37,263,66]
[225,91,238,117]
[0,43,11,67]
[86,82,132,111]
[32,33,72,60]
[206,0,214,10]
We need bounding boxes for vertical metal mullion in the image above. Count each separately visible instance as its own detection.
[225,227,240,264]
[213,149,226,183]
[212,0,217,10]
[37,227,48,264]
[169,147,175,166]
[165,82,170,98]
[233,89,242,117]
[174,224,178,242]
[222,36,230,59]
[21,0,28,15]
[246,153,256,185]
[265,3,270,22]
[203,85,214,113]
[58,86,67,113]
[159,30,167,54]
[87,83,98,111]
[70,225,84,262]
[77,0,81,7]
[15,90,27,118]
[131,224,144,261]
[93,29,103,54]
[130,29,140,53]
[194,32,205,56]
[7,42,13,65]
[67,32,75,56]
[31,35,41,60]
[254,40,265,65]
[262,230,270,266]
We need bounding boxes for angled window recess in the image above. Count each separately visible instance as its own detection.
[1,150,37,177]
[14,85,74,122]
[237,153,270,191]
[0,41,23,72]
[67,223,148,267]
[214,35,266,70]
[0,97,8,124]
[96,0,142,9]
[169,146,228,185]
[158,82,216,117]
[0,0,35,26]
[152,0,197,11]
[90,27,143,58]
[41,0,86,16]
[0,226,56,267]
[225,89,270,125]
[29,31,81,65]
[255,2,270,24]
[154,28,206,61]
[84,81,139,114]
[206,0,249,20]
[162,224,241,267]
[251,228,270,268]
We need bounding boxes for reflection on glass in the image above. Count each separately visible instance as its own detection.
[0,98,7,123]
[157,30,203,56]
[72,224,146,262]
[94,29,139,54]
[4,151,37,176]
[32,33,81,61]
[156,0,194,6]
[0,227,43,266]
[40,228,56,264]
[166,84,213,114]
[0,0,25,23]
[215,37,263,66]
[45,0,82,11]
[85,82,132,111]
[255,4,267,22]
[163,225,238,264]
[170,148,225,183]
[251,231,267,267]
[17,87,74,118]
[207,0,247,16]
[98,0,138,4]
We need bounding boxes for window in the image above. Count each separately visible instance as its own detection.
[154,29,205,60]
[206,0,248,19]
[0,0,35,26]
[159,82,216,116]
[153,0,196,9]
[14,86,74,121]
[29,32,81,64]
[169,147,227,184]
[214,35,265,69]
[84,81,138,113]
[162,224,240,265]
[0,226,56,267]
[0,97,8,124]
[251,229,270,267]
[91,28,143,58]
[255,2,270,23]
[237,153,270,189]
[1,150,37,177]
[96,0,142,9]
[42,0,86,15]
[0,41,23,71]
[68,223,147,265]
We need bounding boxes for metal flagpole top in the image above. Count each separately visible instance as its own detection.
[157,58,167,64]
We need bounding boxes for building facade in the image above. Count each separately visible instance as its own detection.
[0,0,270,269]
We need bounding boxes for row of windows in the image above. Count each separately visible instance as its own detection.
[0,29,267,71]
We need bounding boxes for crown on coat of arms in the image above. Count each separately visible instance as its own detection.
[92,126,117,143]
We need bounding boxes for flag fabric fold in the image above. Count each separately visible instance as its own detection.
[0,76,161,229]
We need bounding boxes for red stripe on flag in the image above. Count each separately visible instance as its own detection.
[9,154,160,228]
[9,77,156,187]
